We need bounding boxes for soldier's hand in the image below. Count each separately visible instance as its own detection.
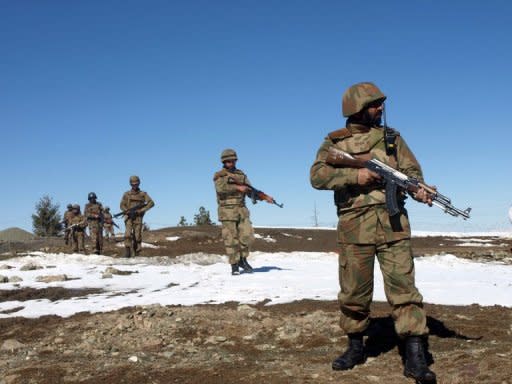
[357,169,380,186]
[235,185,249,193]
[413,186,434,206]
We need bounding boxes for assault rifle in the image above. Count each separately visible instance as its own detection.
[114,202,147,219]
[227,177,284,208]
[326,147,471,219]
[61,223,81,233]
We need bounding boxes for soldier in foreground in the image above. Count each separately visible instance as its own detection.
[68,204,88,254]
[214,149,274,275]
[102,207,116,241]
[62,204,74,245]
[119,175,154,257]
[84,192,104,255]
[310,82,436,382]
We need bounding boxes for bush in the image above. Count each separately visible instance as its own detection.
[32,195,62,237]
[193,206,214,226]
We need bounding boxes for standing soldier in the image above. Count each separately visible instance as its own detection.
[310,82,436,382]
[214,149,274,275]
[103,207,116,241]
[62,204,74,245]
[84,192,104,255]
[68,204,88,253]
[120,175,154,257]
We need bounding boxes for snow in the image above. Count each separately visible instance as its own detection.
[166,236,180,241]
[254,234,276,243]
[0,250,511,319]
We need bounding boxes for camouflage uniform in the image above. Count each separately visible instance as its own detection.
[103,209,115,240]
[84,196,104,255]
[310,82,428,337]
[214,152,255,266]
[69,206,88,253]
[120,176,154,255]
[63,205,75,245]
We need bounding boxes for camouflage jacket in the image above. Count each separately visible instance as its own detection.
[310,123,424,244]
[63,210,75,226]
[103,212,113,225]
[214,168,251,221]
[68,214,87,231]
[84,202,103,222]
[120,189,155,220]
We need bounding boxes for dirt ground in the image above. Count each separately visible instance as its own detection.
[1,226,511,383]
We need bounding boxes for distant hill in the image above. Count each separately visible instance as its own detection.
[0,227,35,242]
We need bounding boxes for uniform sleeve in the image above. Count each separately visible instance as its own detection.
[310,139,359,190]
[142,192,155,212]
[120,193,128,211]
[396,136,424,182]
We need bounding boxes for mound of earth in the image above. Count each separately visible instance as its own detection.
[0,227,35,242]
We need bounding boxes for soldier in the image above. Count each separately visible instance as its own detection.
[120,175,154,257]
[68,204,88,253]
[84,192,104,255]
[62,204,74,246]
[103,207,116,241]
[214,149,274,275]
[310,82,436,382]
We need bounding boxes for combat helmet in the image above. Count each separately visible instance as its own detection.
[221,149,237,162]
[342,82,386,117]
[72,204,80,210]
[129,175,140,184]
[88,192,97,201]
[67,204,72,209]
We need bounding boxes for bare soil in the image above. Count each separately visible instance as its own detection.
[1,226,511,383]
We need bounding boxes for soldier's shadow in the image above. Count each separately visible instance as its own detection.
[250,266,287,273]
[364,315,481,361]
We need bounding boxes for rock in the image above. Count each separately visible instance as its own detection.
[8,276,23,283]
[36,274,68,283]
[54,337,65,344]
[0,264,14,269]
[1,339,26,352]
[20,262,43,271]
[0,275,8,283]
[105,266,137,275]
[101,273,113,279]
[128,355,138,362]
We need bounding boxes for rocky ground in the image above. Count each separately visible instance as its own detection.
[1,226,511,383]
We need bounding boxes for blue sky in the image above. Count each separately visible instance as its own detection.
[1,0,511,233]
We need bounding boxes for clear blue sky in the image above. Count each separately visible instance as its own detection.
[1,0,511,233]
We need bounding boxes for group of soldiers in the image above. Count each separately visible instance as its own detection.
[214,82,437,382]
[61,175,154,257]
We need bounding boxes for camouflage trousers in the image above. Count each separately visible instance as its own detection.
[124,218,143,252]
[70,231,86,253]
[220,217,254,265]
[87,220,103,254]
[104,224,115,239]
[338,239,428,337]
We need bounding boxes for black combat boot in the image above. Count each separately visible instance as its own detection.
[124,247,131,258]
[332,332,365,370]
[239,257,253,273]
[403,336,436,382]
[231,263,240,275]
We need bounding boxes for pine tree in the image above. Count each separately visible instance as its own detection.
[193,206,214,226]
[32,195,62,236]
[177,216,189,226]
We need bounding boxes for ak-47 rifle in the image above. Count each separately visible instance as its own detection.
[227,177,284,208]
[326,147,471,219]
[61,223,81,233]
[114,202,147,219]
